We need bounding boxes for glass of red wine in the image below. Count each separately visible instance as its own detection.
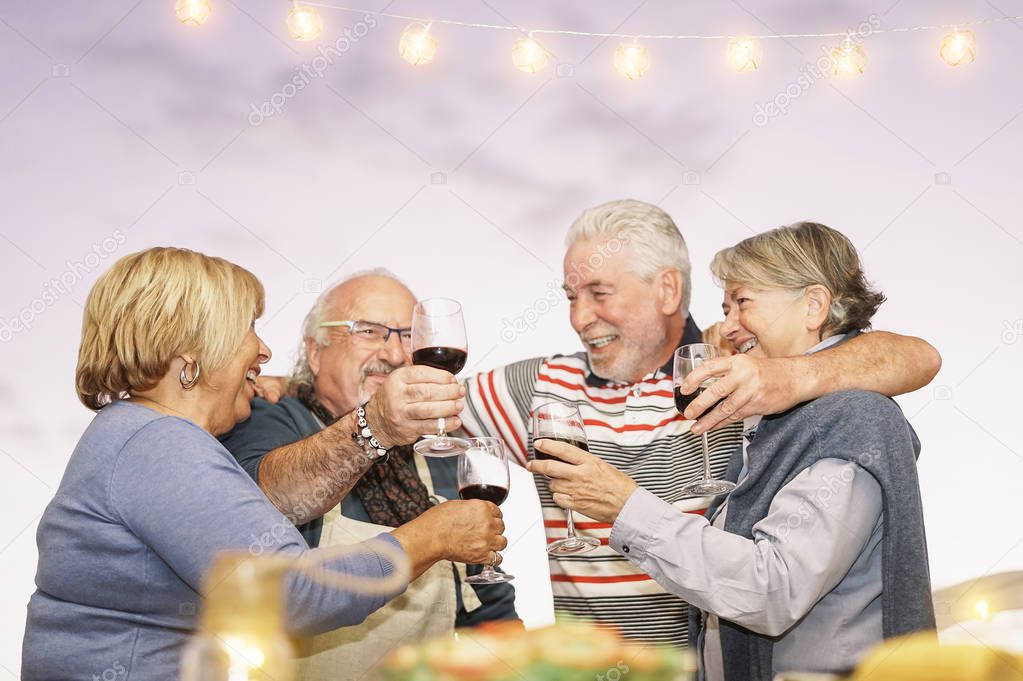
[530,401,601,555]
[674,343,736,497]
[457,437,514,584]
[411,298,470,457]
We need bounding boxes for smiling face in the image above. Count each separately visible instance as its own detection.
[207,325,271,434]
[308,275,416,417]
[563,238,683,384]
[720,281,830,358]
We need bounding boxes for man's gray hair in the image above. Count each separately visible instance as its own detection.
[565,199,692,317]
[290,267,409,392]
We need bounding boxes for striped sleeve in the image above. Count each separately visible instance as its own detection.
[460,356,545,468]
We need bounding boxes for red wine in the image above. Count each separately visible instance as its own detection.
[458,483,508,506]
[531,437,589,462]
[413,347,467,374]
[674,385,724,417]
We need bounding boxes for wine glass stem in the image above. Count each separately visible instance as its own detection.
[566,509,579,539]
[701,432,712,479]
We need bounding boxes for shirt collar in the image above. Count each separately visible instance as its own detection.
[584,315,702,388]
[806,330,855,355]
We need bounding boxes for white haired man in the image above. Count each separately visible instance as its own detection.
[221,270,517,681]
[457,199,940,646]
[253,201,940,647]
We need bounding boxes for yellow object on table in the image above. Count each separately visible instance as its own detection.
[850,633,1023,680]
[380,620,695,681]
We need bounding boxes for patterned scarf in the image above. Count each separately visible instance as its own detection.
[297,384,434,528]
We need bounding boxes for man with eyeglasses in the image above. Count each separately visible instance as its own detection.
[220,269,517,681]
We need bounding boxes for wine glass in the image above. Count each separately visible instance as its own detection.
[457,437,514,584]
[673,343,736,497]
[530,401,601,555]
[411,298,470,457]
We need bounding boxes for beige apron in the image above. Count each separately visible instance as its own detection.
[295,453,482,681]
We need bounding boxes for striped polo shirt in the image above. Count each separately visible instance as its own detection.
[461,317,744,647]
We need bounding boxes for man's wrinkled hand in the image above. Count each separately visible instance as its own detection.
[364,366,466,448]
[527,439,638,524]
[678,353,807,435]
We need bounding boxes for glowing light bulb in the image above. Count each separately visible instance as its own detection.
[175,0,211,27]
[940,28,976,66]
[400,23,438,66]
[830,36,867,78]
[512,36,549,74]
[286,3,323,42]
[613,41,651,80]
[975,600,990,622]
[726,36,762,72]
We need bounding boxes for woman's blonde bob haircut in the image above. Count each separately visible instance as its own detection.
[710,221,885,337]
[76,247,265,411]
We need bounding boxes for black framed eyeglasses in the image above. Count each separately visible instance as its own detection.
[319,320,413,348]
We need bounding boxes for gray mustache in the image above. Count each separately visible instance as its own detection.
[362,361,399,379]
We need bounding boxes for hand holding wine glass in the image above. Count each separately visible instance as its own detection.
[530,402,601,555]
[674,343,736,498]
[411,298,470,457]
[457,437,514,584]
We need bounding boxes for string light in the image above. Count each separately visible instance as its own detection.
[176,4,1022,78]
[174,0,211,27]
[974,599,991,621]
[940,27,977,66]
[511,35,550,73]
[726,36,762,72]
[830,35,867,78]
[287,2,324,42]
[614,40,651,80]
[295,3,1020,41]
[399,22,438,65]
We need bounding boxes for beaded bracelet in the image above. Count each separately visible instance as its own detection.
[352,405,388,461]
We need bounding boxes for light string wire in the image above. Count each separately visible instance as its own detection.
[299,3,1023,41]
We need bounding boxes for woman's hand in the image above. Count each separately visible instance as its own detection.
[527,439,638,524]
[427,500,507,565]
[391,500,506,580]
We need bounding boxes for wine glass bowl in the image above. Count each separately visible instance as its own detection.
[411,298,470,457]
[531,401,601,555]
[673,344,736,498]
[457,437,514,584]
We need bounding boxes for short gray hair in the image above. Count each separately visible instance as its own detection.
[565,199,692,317]
[710,221,884,337]
[290,267,409,393]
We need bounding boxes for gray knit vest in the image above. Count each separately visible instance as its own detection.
[715,390,936,681]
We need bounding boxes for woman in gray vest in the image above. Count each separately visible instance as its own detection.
[532,221,935,680]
